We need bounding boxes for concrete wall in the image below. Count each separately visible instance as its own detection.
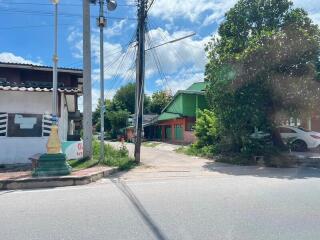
[0,91,68,164]
[0,91,51,114]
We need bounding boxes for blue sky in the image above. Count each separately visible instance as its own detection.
[0,0,319,110]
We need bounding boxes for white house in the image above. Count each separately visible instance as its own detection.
[0,62,83,164]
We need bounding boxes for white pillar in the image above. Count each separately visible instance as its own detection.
[83,0,93,158]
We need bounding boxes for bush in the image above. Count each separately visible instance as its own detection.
[175,144,217,159]
[91,140,135,170]
[194,110,220,148]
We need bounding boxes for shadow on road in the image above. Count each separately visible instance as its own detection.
[0,190,15,196]
[111,179,169,240]
[203,161,320,180]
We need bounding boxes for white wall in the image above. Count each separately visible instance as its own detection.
[0,91,67,164]
[59,93,68,142]
[0,91,52,114]
[0,137,48,164]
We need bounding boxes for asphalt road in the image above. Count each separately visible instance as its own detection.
[1,144,320,240]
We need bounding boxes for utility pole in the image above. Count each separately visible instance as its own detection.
[134,0,147,163]
[83,0,93,159]
[91,0,117,162]
[98,0,106,162]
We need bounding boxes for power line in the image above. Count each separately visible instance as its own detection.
[0,8,137,21]
[0,1,136,7]
[146,0,155,12]
[0,23,73,30]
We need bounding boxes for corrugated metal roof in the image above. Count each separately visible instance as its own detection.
[158,112,182,121]
[161,85,205,114]
[186,82,207,91]
[0,61,82,74]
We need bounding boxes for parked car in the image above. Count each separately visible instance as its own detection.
[250,126,320,152]
[278,126,320,152]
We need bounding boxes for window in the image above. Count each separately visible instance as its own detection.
[278,127,297,134]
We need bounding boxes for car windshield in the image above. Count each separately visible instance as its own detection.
[298,127,311,132]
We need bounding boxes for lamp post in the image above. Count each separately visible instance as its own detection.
[52,0,59,118]
[95,0,117,162]
[33,0,72,176]
[47,0,61,154]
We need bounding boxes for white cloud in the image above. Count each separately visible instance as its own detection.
[0,52,41,65]
[144,27,212,93]
[145,27,210,78]
[67,27,137,83]
[149,0,237,26]
[104,19,129,37]
[292,0,320,25]
[155,67,205,94]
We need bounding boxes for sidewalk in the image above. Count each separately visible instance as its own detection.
[0,166,117,190]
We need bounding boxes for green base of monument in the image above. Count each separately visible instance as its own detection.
[32,153,72,177]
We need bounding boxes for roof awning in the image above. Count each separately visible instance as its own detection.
[0,86,81,93]
[158,112,182,121]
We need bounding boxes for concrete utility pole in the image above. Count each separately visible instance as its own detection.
[134,0,147,163]
[83,0,93,159]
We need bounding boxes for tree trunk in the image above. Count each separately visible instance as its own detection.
[271,127,287,151]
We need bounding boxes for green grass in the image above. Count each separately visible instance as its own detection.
[142,141,161,148]
[68,158,99,170]
[69,141,137,171]
[175,145,202,156]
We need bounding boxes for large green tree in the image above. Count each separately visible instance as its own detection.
[93,82,152,137]
[113,82,151,114]
[205,0,320,153]
[113,83,136,114]
[149,90,173,114]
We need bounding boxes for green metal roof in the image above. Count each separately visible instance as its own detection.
[158,112,182,121]
[161,88,205,114]
[186,82,207,92]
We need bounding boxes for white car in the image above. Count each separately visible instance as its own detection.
[278,126,320,152]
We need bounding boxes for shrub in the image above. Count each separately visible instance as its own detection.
[194,110,220,148]
[91,140,135,170]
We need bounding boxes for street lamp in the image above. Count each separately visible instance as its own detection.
[95,0,117,162]
[47,0,60,154]
[33,0,72,176]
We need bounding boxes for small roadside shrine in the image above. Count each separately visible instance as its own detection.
[0,62,83,165]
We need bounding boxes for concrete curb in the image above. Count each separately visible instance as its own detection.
[0,168,118,190]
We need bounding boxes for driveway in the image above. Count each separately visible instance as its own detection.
[106,141,320,181]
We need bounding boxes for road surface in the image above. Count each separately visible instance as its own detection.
[1,142,320,240]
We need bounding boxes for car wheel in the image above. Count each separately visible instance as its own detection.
[291,140,308,152]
